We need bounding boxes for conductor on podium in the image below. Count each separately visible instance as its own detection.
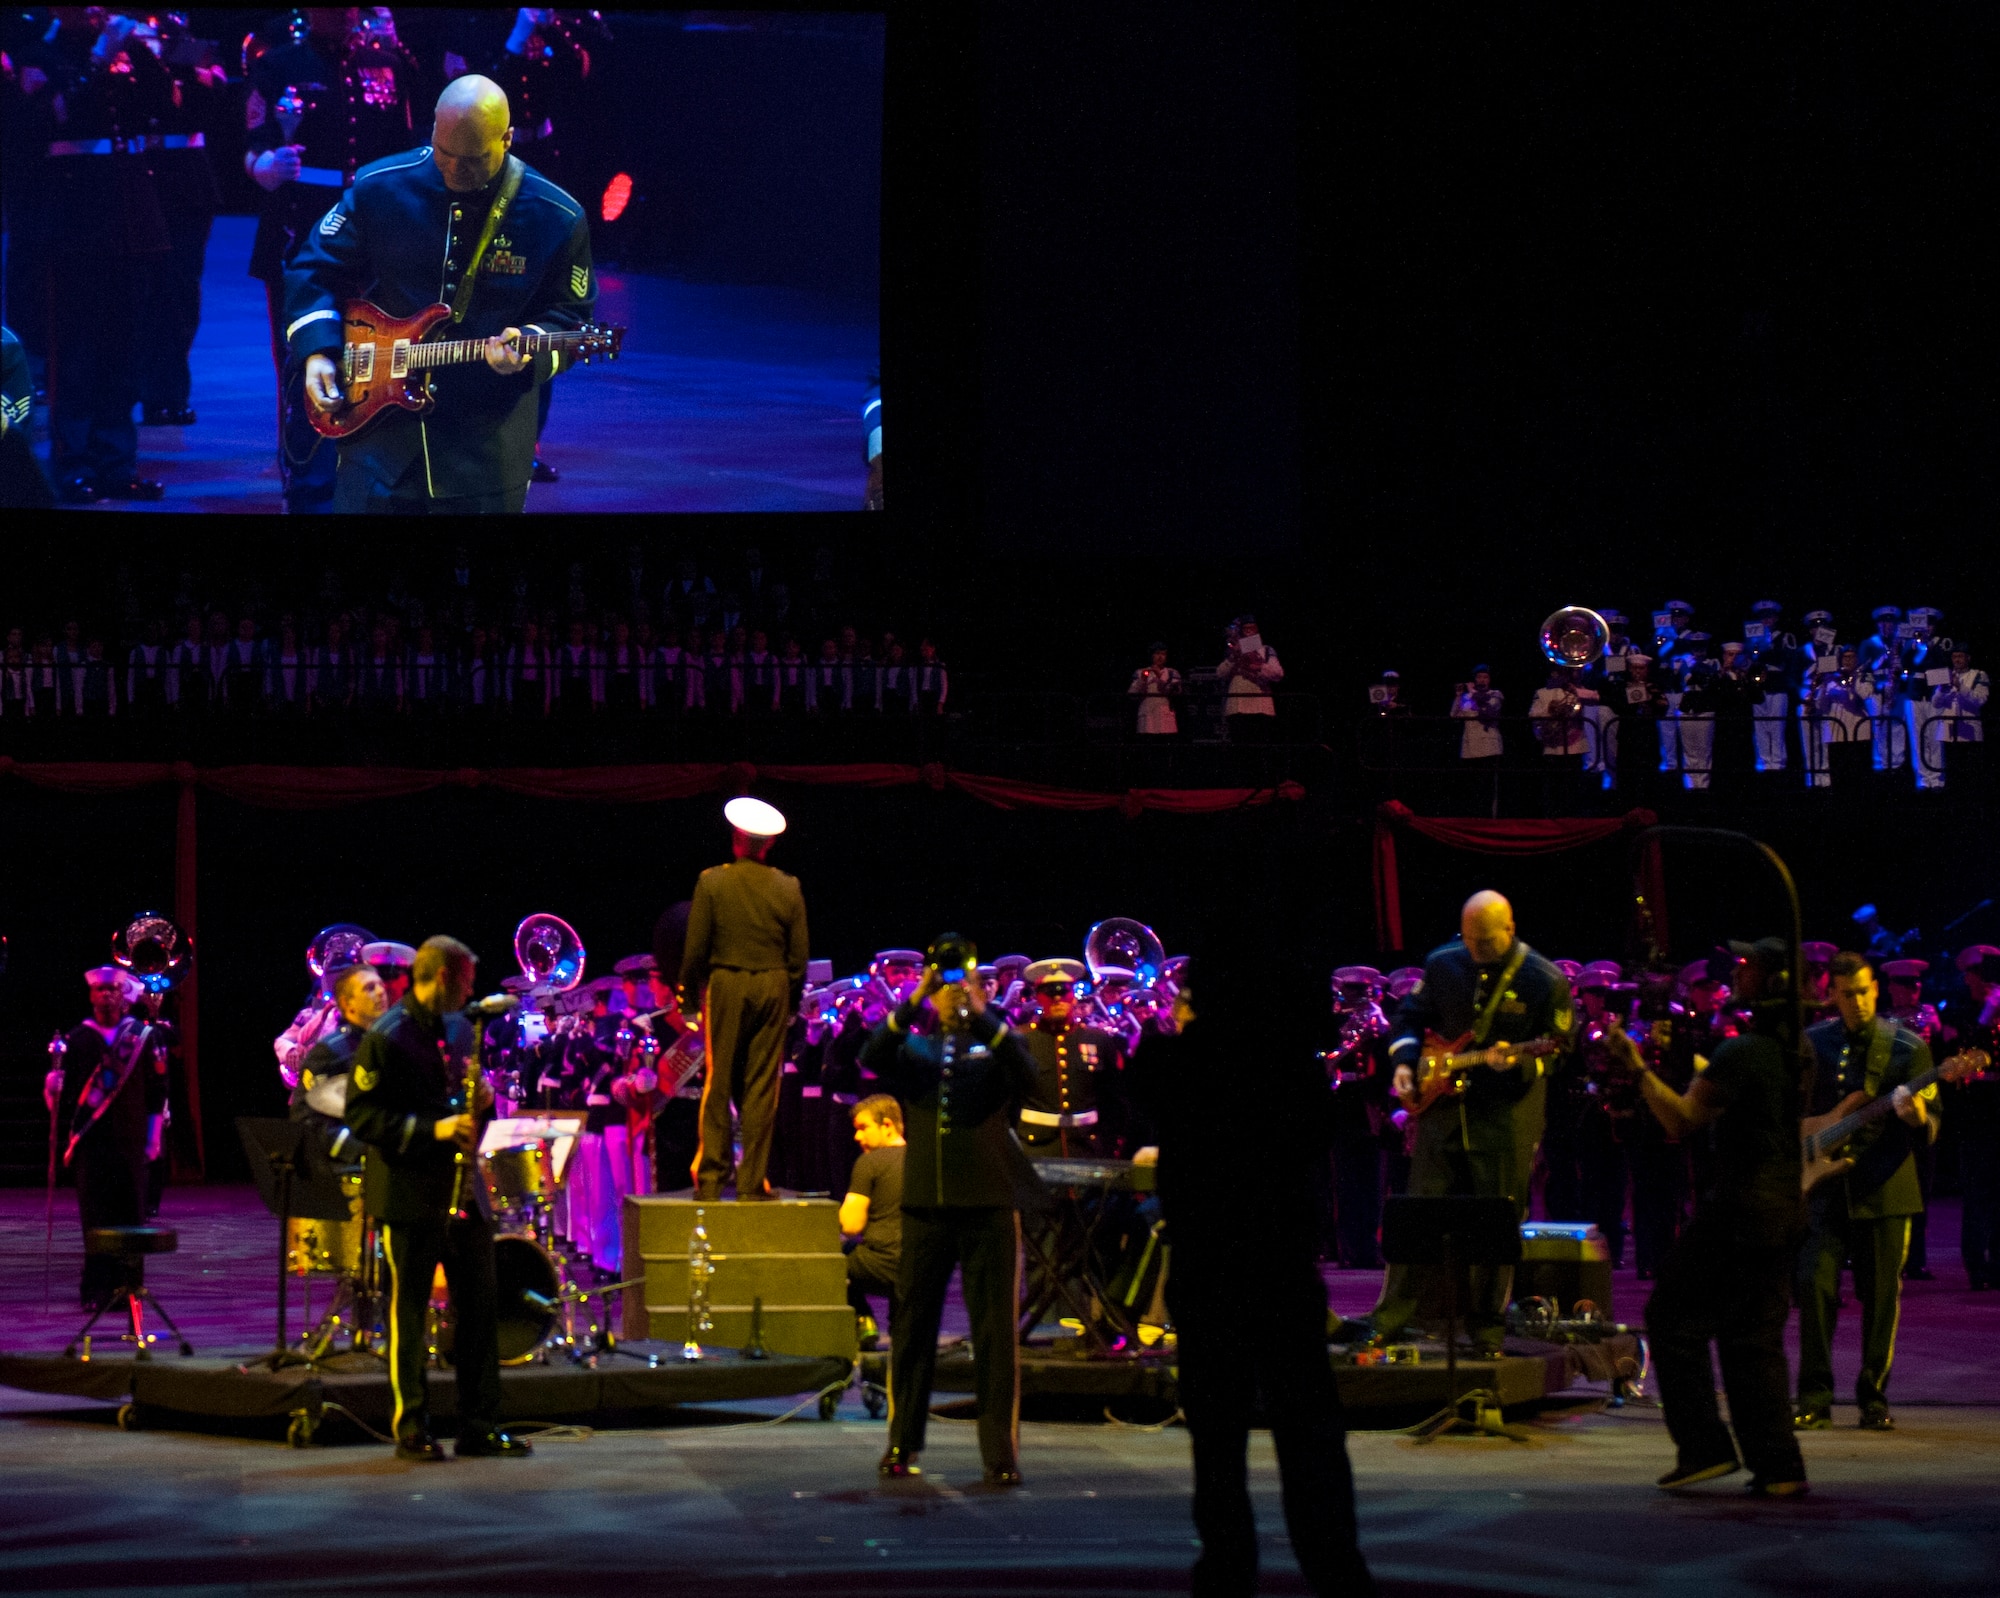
[681,797,810,1200]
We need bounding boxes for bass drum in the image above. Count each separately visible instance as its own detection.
[434,1234,561,1367]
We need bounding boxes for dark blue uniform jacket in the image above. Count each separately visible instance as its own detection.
[282,147,594,499]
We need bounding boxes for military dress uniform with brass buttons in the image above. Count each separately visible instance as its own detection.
[341,995,505,1455]
[1017,1001,1125,1158]
[28,13,175,501]
[135,19,225,427]
[1363,936,1572,1349]
[245,14,417,512]
[859,953,1038,1481]
[1794,1010,1938,1426]
[282,137,596,512]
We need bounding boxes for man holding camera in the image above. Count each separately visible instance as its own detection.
[859,935,1037,1485]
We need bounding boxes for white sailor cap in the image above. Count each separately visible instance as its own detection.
[614,953,659,978]
[872,948,925,969]
[1871,605,1901,621]
[1554,959,1583,979]
[1800,941,1838,965]
[1880,959,1929,983]
[1625,652,1653,667]
[1024,958,1087,987]
[1750,600,1783,615]
[1600,610,1629,627]
[724,796,787,837]
[1664,599,1694,614]
[85,966,144,1001]
[362,941,416,970]
[1802,609,1834,627]
[1956,944,2000,973]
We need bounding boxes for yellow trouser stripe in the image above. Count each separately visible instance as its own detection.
[384,1223,406,1436]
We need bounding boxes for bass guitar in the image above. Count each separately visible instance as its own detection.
[1397,1030,1563,1120]
[309,299,625,441]
[1800,1047,1986,1194]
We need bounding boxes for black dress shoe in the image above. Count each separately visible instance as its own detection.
[395,1431,448,1462]
[1657,1456,1740,1491]
[983,1462,1024,1488]
[142,406,197,426]
[456,1428,533,1457]
[96,477,165,501]
[1903,1266,1935,1281]
[1858,1405,1894,1432]
[878,1446,920,1478]
[1792,1405,1832,1431]
[1747,1476,1810,1498]
[531,456,559,483]
[57,476,105,503]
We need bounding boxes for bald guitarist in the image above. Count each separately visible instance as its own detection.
[1346,891,1573,1353]
[285,75,595,514]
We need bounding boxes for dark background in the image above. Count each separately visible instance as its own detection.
[6,2,1998,1177]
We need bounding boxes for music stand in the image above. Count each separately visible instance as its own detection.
[1381,1194,1525,1441]
[237,1118,354,1370]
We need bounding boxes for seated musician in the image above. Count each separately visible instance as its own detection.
[294,963,390,1167]
[1015,959,1125,1157]
[839,1094,905,1349]
[1344,889,1573,1354]
[284,76,595,514]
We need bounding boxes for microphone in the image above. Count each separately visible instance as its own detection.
[466,993,521,1018]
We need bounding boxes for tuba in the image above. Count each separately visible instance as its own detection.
[1084,918,1165,985]
[306,922,375,989]
[515,912,586,992]
[112,911,194,994]
[1539,606,1610,669]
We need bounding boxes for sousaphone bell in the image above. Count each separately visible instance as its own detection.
[514,912,586,992]
[112,910,194,994]
[1539,606,1610,668]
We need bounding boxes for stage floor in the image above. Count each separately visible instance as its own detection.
[14,215,877,513]
[3,1187,1997,1595]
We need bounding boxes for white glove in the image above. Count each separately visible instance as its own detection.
[252,144,303,191]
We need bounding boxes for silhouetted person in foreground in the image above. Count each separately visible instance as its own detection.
[1129,951,1375,1597]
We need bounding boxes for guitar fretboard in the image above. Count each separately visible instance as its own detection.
[407,330,592,370]
[1806,1066,1942,1157]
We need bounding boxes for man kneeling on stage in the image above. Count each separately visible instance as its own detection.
[344,935,531,1461]
[840,1094,905,1350]
[860,935,1037,1485]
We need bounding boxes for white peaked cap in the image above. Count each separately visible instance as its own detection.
[724,796,788,838]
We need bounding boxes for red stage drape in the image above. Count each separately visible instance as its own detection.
[2,756,1306,1171]
[1372,799,1662,953]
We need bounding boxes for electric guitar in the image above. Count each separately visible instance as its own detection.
[1799,1048,1986,1194]
[309,299,625,441]
[1397,1030,1563,1120]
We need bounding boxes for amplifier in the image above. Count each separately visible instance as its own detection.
[1515,1222,1614,1319]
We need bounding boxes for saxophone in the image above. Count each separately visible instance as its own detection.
[447,1020,487,1219]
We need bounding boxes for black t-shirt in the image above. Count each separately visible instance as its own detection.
[846,1143,903,1270]
[1699,1032,1804,1247]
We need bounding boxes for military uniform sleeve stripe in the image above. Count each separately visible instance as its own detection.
[287,308,340,342]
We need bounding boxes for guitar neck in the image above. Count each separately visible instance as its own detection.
[409,329,589,370]
[1812,1066,1940,1152]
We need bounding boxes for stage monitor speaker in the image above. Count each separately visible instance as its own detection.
[1515,1222,1615,1321]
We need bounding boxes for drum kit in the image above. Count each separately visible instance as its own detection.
[281,911,651,1370]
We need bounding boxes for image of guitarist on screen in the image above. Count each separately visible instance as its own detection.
[283,74,596,513]
[1343,890,1573,1353]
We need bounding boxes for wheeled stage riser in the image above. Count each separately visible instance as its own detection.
[623,1196,858,1360]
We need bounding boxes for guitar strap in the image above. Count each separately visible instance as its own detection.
[1469,941,1531,1046]
[1860,1015,1896,1097]
[449,155,526,327]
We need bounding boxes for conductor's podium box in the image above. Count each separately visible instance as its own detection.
[623,1196,858,1360]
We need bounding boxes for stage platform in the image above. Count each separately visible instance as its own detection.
[862,1330,1639,1419]
[0,1344,850,1442]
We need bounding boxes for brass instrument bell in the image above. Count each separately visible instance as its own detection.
[514,912,586,992]
[1539,606,1610,668]
[112,910,194,994]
